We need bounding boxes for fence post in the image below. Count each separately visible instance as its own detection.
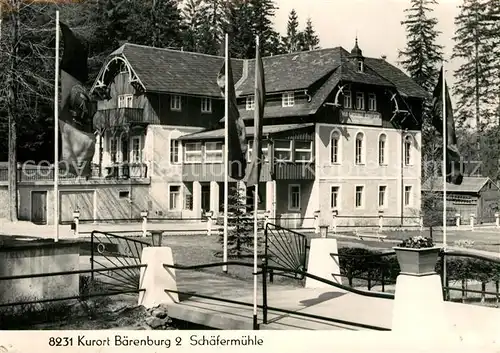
[314,210,320,234]
[455,213,460,228]
[332,209,338,234]
[72,210,80,237]
[319,225,328,238]
[419,215,424,232]
[206,211,214,236]
[496,213,499,228]
[141,210,148,237]
[470,214,475,231]
[378,210,384,232]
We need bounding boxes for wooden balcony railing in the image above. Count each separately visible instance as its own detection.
[0,163,149,182]
[93,108,151,130]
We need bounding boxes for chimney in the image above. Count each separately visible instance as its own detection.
[381,54,387,60]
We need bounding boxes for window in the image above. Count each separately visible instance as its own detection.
[404,135,412,165]
[356,92,365,110]
[358,61,364,72]
[274,140,292,161]
[246,96,255,110]
[170,95,182,111]
[282,92,295,107]
[378,134,386,165]
[131,137,141,162]
[205,141,223,163]
[343,90,352,108]
[118,94,133,108]
[169,185,181,210]
[355,132,364,164]
[201,98,212,113]
[294,141,312,162]
[170,139,180,164]
[121,137,129,162]
[368,93,377,111]
[184,142,202,163]
[378,186,387,208]
[288,184,301,210]
[330,130,340,164]
[119,190,129,199]
[355,186,364,208]
[248,140,269,161]
[331,186,339,209]
[110,138,118,163]
[404,186,412,206]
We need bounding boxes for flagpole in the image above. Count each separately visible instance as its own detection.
[252,36,260,331]
[442,61,447,288]
[53,10,60,242]
[223,33,229,273]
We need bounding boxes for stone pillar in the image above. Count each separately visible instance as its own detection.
[209,181,220,219]
[193,181,202,219]
[305,238,341,287]
[138,247,179,308]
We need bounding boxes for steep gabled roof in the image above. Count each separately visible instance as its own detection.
[422,177,497,193]
[98,43,427,101]
[236,47,344,94]
[110,44,244,98]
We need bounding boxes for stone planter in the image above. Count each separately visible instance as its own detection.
[394,246,441,276]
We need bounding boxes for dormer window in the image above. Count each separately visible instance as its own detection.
[282,92,295,107]
[358,61,364,72]
[201,97,212,113]
[246,96,255,110]
[171,95,182,111]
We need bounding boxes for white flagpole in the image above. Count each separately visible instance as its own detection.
[223,33,229,273]
[253,35,260,330]
[53,11,60,242]
[442,61,447,287]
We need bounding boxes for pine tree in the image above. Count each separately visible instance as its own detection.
[398,0,443,180]
[181,0,205,52]
[302,17,320,51]
[248,0,280,56]
[452,0,496,128]
[195,0,227,55]
[225,0,254,58]
[283,9,301,53]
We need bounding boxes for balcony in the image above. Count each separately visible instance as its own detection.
[93,108,149,130]
[102,163,148,179]
[182,160,315,182]
[0,163,149,183]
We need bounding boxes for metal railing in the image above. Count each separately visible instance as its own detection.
[163,260,392,331]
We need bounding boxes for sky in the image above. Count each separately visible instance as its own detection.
[272,0,462,90]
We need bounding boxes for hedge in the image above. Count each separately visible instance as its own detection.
[337,247,500,286]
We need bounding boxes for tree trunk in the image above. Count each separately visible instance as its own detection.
[7,0,20,222]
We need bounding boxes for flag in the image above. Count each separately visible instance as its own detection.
[217,39,247,180]
[59,22,96,177]
[431,66,463,185]
[247,38,266,188]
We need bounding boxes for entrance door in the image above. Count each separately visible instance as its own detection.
[201,184,210,212]
[31,191,47,224]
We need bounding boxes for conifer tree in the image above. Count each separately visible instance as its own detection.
[283,9,301,53]
[452,0,496,127]
[398,0,443,179]
[302,17,320,51]
[181,0,205,52]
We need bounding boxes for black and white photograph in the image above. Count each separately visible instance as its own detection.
[0,0,499,345]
